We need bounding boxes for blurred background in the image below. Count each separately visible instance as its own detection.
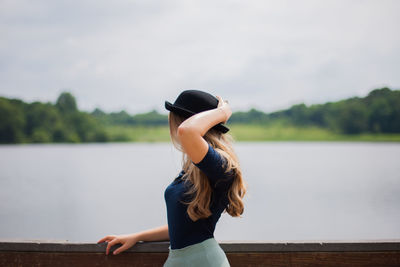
[0,0,399,242]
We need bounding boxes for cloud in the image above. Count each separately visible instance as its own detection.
[0,0,399,114]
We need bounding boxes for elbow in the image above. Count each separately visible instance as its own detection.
[177,125,186,137]
[177,125,200,143]
[177,125,195,138]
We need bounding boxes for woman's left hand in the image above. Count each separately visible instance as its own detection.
[216,95,232,124]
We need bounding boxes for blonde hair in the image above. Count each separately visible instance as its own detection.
[168,111,247,222]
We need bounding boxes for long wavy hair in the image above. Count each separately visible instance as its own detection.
[168,111,247,222]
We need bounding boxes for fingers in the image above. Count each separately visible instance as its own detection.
[97,235,115,244]
[98,235,131,256]
[216,95,229,105]
[106,238,120,255]
[113,243,128,255]
[216,95,225,108]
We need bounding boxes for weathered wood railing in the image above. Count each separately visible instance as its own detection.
[1,239,399,266]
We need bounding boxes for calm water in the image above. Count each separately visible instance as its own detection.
[0,142,399,242]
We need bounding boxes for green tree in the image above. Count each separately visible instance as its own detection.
[24,102,62,141]
[56,92,78,113]
[31,128,52,143]
[335,100,368,134]
[0,98,26,143]
[364,87,400,133]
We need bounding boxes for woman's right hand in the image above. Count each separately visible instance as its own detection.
[216,95,232,124]
[97,233,139,255]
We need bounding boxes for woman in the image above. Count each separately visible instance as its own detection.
[97,89,246,267]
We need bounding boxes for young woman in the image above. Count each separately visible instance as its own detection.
[97,90,246,267]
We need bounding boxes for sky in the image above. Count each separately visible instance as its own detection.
[0,0,399,115]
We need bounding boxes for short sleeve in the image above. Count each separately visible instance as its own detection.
[192,142,234,191]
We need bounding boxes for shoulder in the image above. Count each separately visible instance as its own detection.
[193,143,227,170]
[192,142,235,190]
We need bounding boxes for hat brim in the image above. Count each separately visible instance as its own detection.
[212,122,230,133]
[165,101,195,118]
[165,101,229,133]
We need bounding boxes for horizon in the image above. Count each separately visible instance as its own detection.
[1,86,397,116]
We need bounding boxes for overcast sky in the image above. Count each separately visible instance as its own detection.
[1,0,399,115]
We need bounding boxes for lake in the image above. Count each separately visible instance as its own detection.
[0,142,399,242]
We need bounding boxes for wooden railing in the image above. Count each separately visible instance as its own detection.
[1,239,399,266]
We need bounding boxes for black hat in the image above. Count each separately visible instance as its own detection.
[165,89,230,133]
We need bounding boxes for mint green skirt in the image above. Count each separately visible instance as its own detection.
[163,237,230,267]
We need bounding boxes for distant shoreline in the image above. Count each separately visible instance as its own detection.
[1,124,399,144]
[103,124,400,143]
[2,87,400,144]
[1,140,400,146]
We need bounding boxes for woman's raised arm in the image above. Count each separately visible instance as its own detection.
[177,95,231,164]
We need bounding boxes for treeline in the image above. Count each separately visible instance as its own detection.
[231,87,400,134]
[91,87,400,134]
[92,108,166,126]
[0,87,399,143]
[0,92,108,143]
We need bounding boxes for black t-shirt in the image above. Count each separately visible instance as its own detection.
[164,142,235,249]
